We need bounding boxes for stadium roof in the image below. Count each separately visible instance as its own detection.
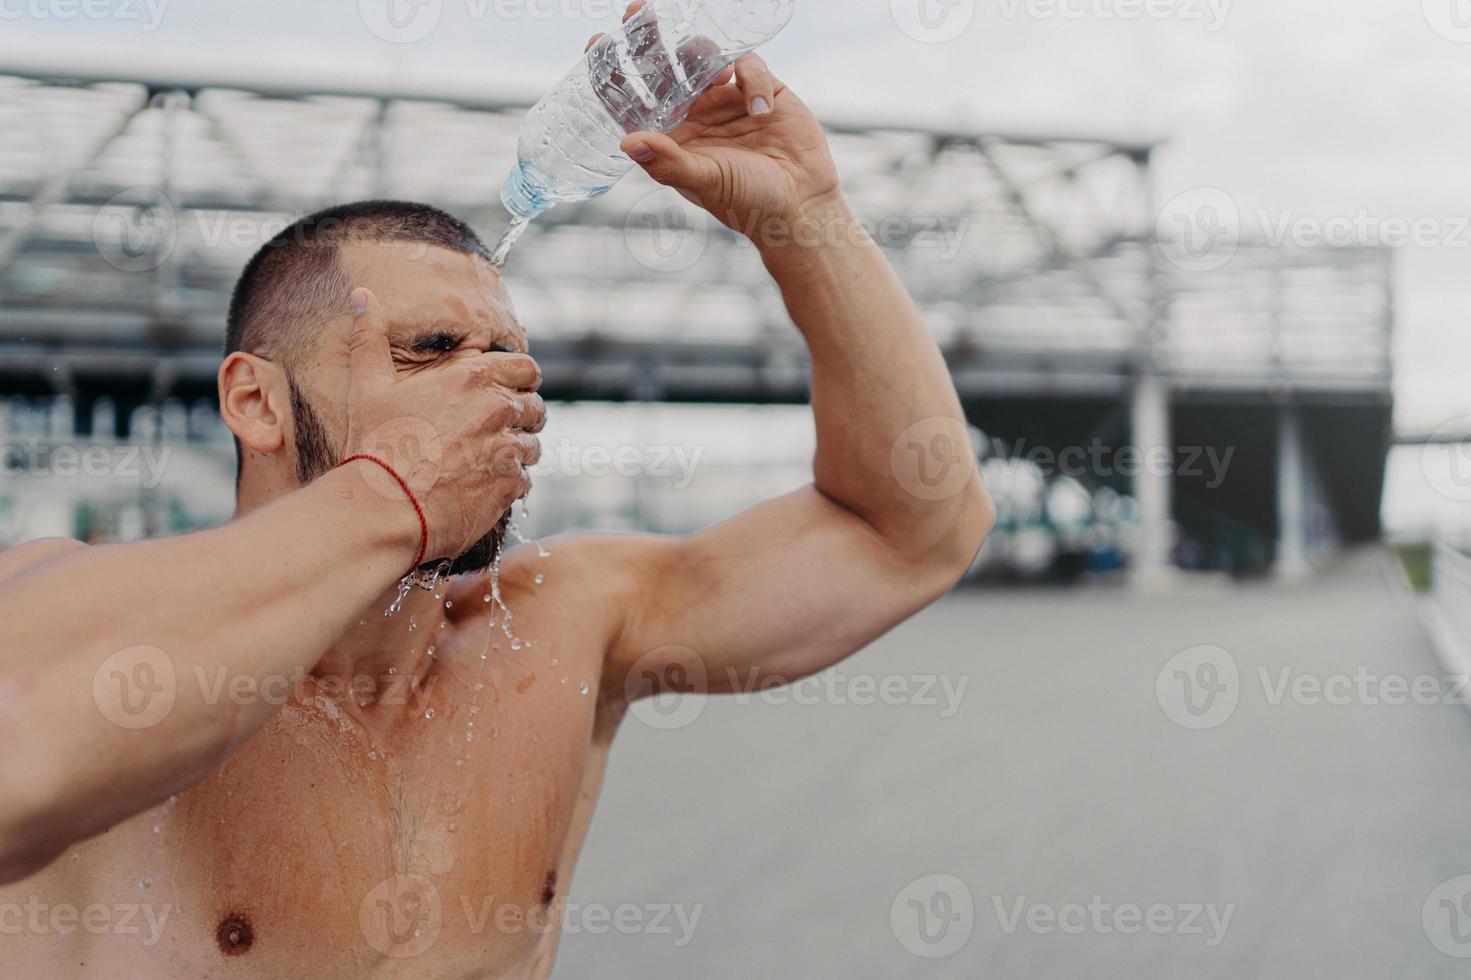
[0,69,1389,409]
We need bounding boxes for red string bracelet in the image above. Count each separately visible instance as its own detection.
[338,454,428,577]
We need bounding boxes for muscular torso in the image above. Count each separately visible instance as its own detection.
[0,542,625,979]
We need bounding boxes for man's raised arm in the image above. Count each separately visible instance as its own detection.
[588,35,993,698]
[0,289,542,884]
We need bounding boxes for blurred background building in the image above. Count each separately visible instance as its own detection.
[0,69,1396,581]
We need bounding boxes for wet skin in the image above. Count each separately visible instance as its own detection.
[0,244,617,978]
[0,547,624,979]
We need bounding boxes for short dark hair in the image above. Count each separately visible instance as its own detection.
[225,199,493,367]
[224,200,493,483]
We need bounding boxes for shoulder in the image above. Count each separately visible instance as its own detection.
[453,532,679,595]
[0,538,88,585]
[443,530,681,638]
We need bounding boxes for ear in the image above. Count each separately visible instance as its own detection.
[219,352,288,460]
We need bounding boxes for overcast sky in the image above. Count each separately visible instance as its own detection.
[2,0,1468,432]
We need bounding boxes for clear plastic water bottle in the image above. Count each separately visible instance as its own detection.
[498,0,797,226]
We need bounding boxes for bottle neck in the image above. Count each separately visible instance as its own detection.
[501,164,555,221]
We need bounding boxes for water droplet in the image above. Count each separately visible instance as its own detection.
[71,853,80,861]
[424,708,436,720]
[408,615,417,633]
[560,676,567,684]
[534,574,545,585]
[551,658,560,668]
[579,682,590,695]
[484,594,493,604]
[427,646,436,658]
[388,666,397,675]
[152,824,161,834]
[510,639,522,651]
[445,600,453,609]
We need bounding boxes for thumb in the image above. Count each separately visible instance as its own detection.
[347,287,394,388]
[622,132,713,194]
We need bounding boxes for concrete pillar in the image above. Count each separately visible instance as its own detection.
[1131,372,1174,588]
[1276,406,1311,580]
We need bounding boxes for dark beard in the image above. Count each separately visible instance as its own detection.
[289,375,509,577]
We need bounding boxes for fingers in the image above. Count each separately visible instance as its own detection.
[513,431,542,468]
[687,82,750,127]
[468,351,542,394]
[487,430,541,488]
[505,391,547,434]
[734,54,776,116]
[347,288,395,386]
[621,131,713,192]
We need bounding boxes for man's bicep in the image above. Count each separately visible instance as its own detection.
[607,487,949,701]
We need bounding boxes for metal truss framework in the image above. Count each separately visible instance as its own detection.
[0,70,1393,411]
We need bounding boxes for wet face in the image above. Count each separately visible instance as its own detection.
[288,241,532,577]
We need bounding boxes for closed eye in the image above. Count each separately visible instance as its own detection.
[396,328,517,360]
[410,331,465,355]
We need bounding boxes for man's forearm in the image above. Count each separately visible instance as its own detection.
[760,195,993,562]
[0,462,419,881]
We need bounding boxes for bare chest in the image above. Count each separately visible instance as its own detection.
[10,615,610,980]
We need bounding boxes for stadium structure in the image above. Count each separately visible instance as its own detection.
[0,68,1394,578]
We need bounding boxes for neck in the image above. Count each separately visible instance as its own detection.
[312,584,448,700]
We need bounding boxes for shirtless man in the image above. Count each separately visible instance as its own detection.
[0,16,994,978]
